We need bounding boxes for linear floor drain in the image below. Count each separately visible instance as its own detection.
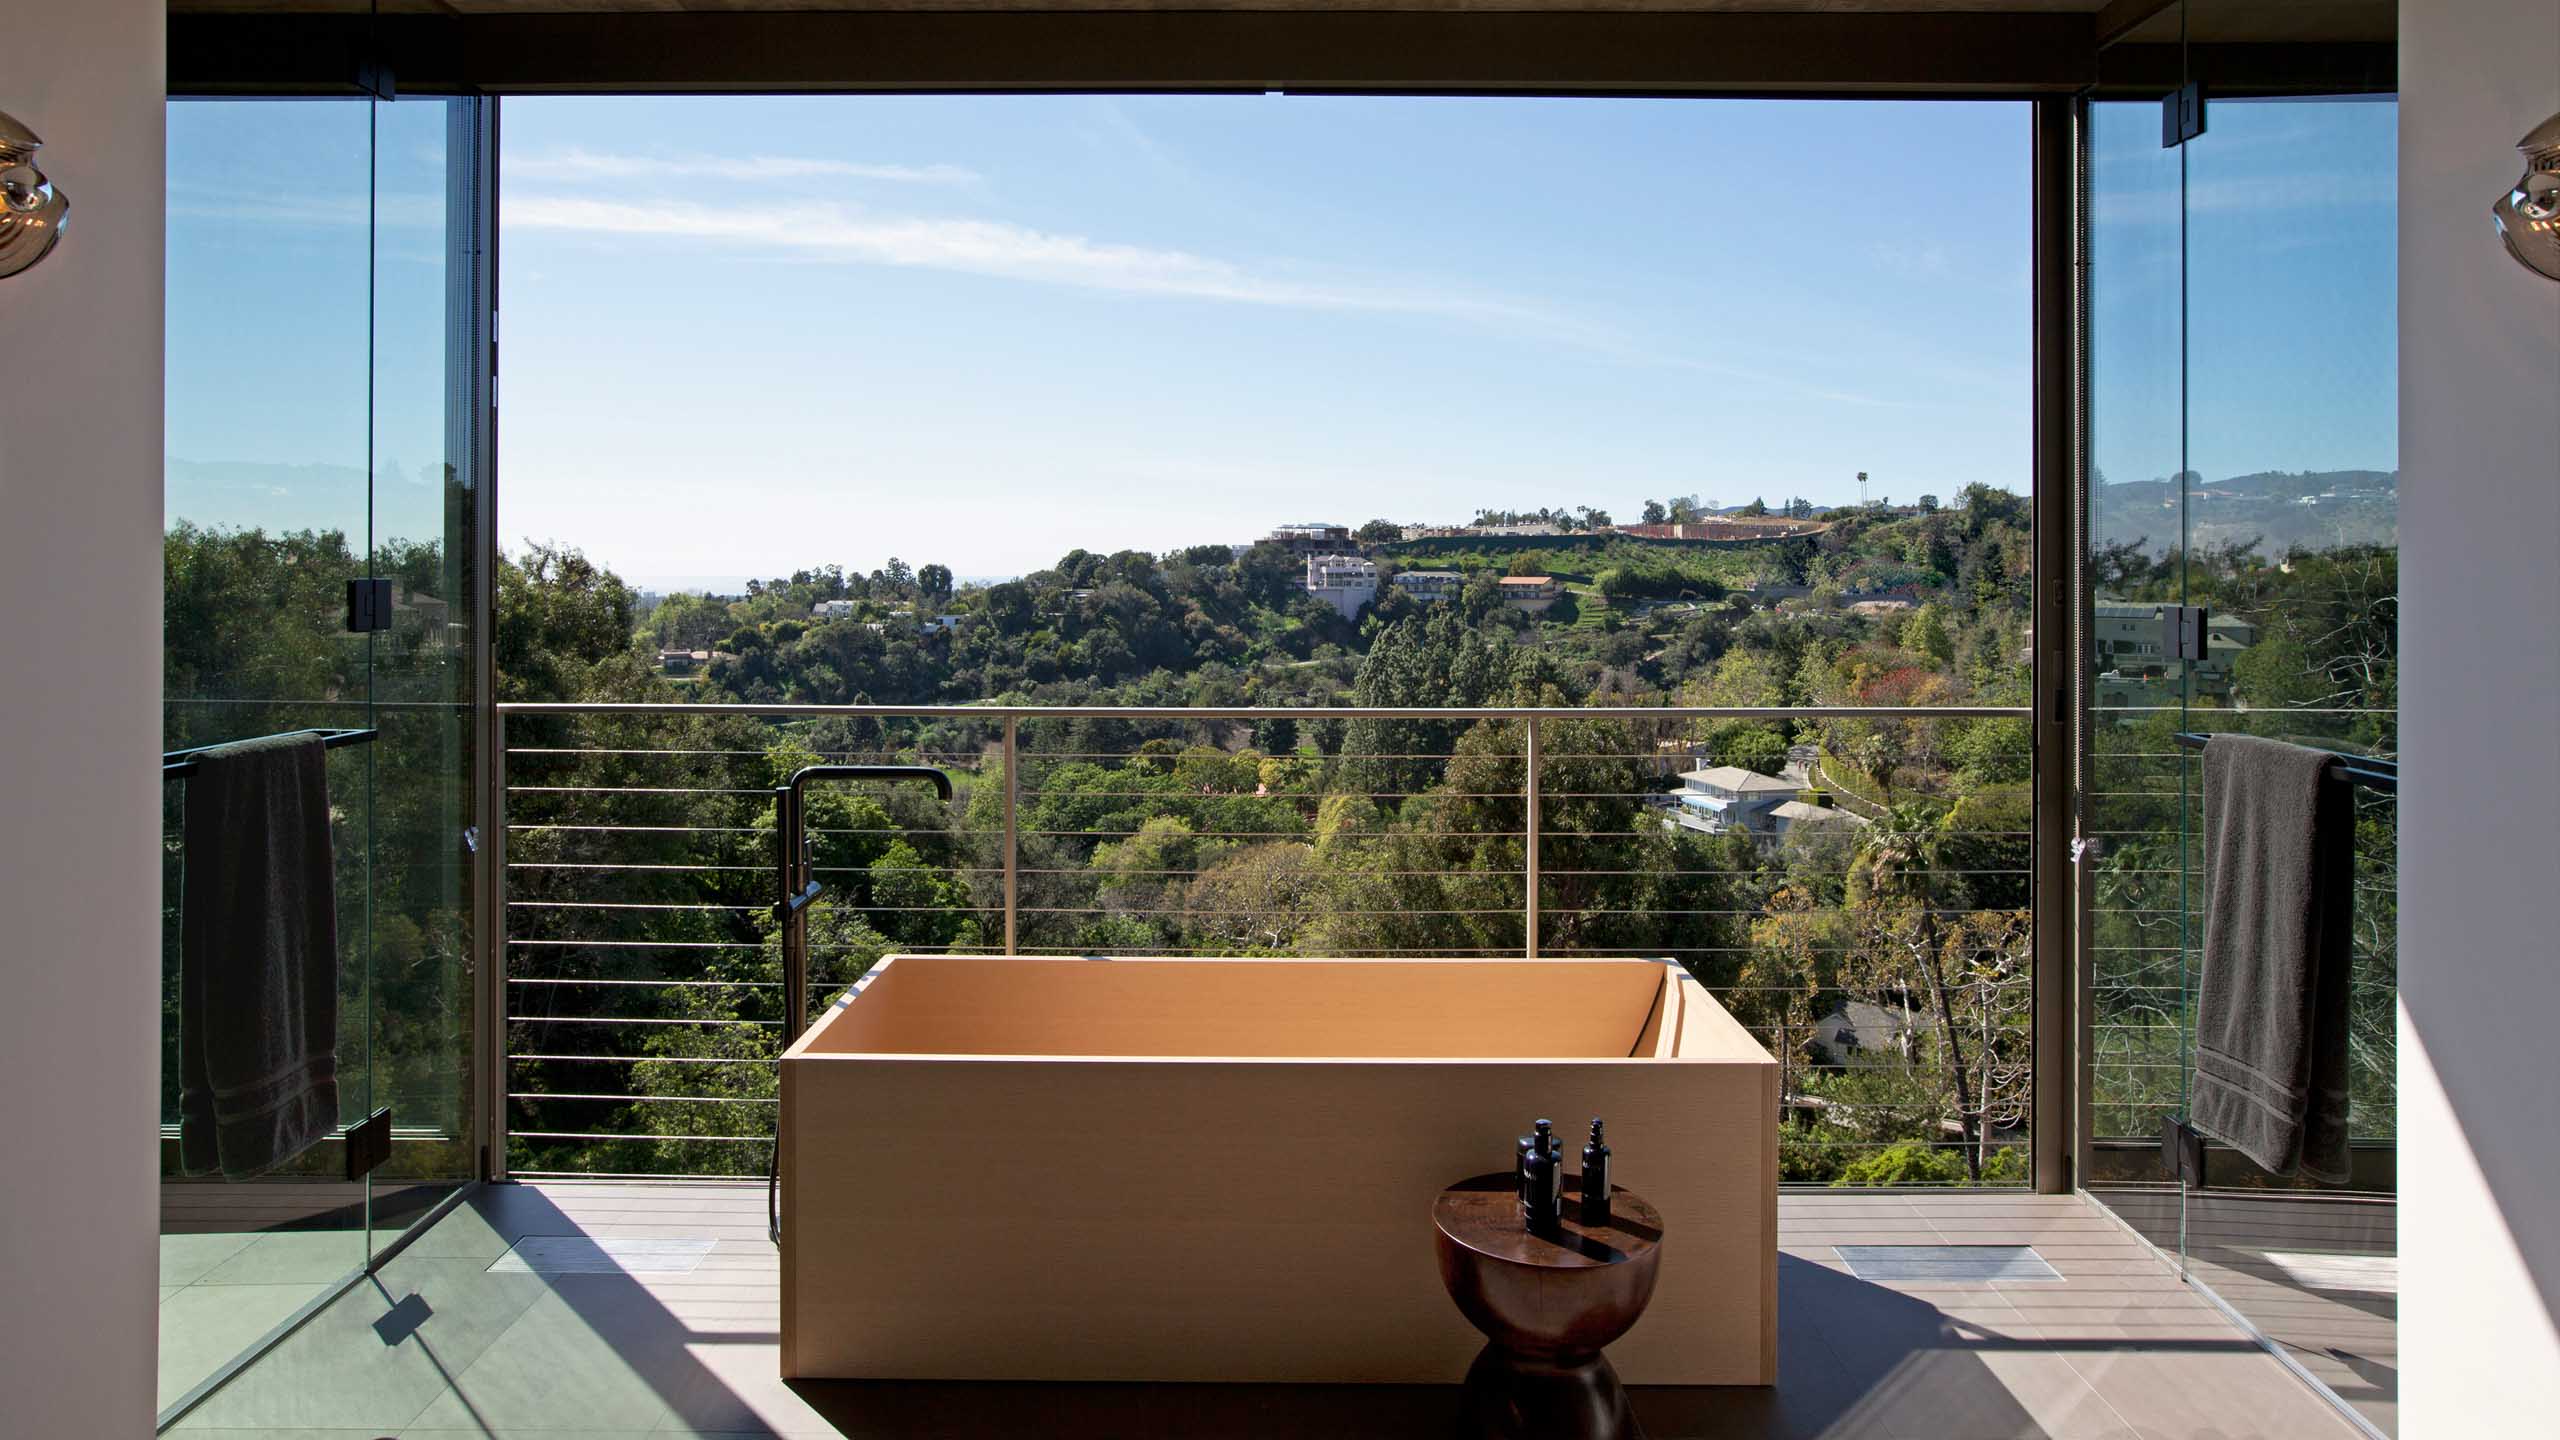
[489,1235,717,1276]
[1836,1245,2062,1283]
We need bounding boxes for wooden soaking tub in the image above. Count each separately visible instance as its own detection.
[777,956,1775,1385]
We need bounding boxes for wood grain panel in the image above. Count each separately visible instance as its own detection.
[782,957,1774,1385]
[803,956,1675,1059]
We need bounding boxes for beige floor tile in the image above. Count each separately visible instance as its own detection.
[159,1231,263,1288]
[159,1283,328,1412]
[2060,1347,2363,1438]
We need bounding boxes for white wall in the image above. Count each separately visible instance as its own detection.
[0,0,165,1432]
[2398,1,2560,1434]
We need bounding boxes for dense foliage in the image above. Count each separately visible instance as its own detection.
[160,472,2398,1188]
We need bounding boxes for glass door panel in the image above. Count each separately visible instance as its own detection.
[2084,89,2194,1218]
[2175,72,2399,1434]
[2081,4,2399,1430]
[162,90,487,1424]
[162,97,377,1417]
[364,95,488,1258]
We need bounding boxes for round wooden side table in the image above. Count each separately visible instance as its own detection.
[1432,1171,1664,1440]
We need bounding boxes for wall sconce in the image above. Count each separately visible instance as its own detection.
[2493,112,2560,282]
[0,109,68,280]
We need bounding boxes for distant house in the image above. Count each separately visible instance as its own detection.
[1843,583,1929,610]
[1770,798,1865,841]
[921,613,965,635]
[1391,570,1463,603]
[1809,999,1927,1067]
[812,599,857,620]
[1305,554,1379,620]
[2092,602,2259,716]
[391,585,450,635]
[657,649,712,675]
[1619,517,1824,542]
[1268,522,1353,555]
[1666,765,1803,837]
[1498,575,1561,612]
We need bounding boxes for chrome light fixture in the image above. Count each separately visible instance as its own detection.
[0,108,68,280]
[2493,111,2560,282]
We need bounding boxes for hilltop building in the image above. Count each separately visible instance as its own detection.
[1267,522,1352,555]
[1304,554,1379,620]
[1498,575,1561,612]
[1620,517,1826,541]
[1391,570,1463,603]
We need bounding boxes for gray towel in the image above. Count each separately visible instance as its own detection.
[179,733,341,1180]
[2191,735,2355,1184]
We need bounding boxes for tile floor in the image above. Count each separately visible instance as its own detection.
[159,1229,367,1412]
[2088,1187,2397,1436]
[166,1182,2369,1439]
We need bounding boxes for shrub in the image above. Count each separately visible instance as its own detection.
[1779,1124,1850,1184]
[1832,1138,1968,1187]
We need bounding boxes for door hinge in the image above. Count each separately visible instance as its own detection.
[346,577,393,634]
[2162,1114,2207,1187]
[2158,604,2209,663]
[2162,80,2207,148]
[344,1107,394,1183]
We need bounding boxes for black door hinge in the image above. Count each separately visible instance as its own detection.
[2157,604,2209,663]
[2162,80,2207,148]
[347,577,393,633]
[2162,1114,2207,1187]
[344,1107,395,1182]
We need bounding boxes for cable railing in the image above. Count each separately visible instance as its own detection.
[2084,709,2399,1153]
[495,701,2035,1186]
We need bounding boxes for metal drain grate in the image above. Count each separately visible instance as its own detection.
[1835,1245,2062,1283]
[488,1235,718,1276]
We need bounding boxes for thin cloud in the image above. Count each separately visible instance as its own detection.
[506,193,1558,324]
[507,147,978,186]
[503,194,1936,409]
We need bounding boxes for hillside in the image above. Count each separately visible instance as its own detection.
[2097,468,2397,556]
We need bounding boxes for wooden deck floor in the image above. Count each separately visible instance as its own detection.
[166,1181,2370,1438]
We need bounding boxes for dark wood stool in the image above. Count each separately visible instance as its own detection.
[1432,1171,1664,1440]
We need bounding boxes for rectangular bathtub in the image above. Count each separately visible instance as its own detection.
[778,955,1775,1385]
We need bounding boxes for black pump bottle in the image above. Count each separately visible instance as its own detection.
[1521,1119,1563,1232]
[1580,1118,1613,1227]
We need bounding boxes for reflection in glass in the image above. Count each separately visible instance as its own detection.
[159,94,483,1419]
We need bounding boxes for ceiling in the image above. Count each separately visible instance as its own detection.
[162,1,2396,44]
[165,0,2395,94]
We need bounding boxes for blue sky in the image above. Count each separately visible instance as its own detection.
[2087,94,2399,500]
[495,95,2031,584]
[165,93,2395,589]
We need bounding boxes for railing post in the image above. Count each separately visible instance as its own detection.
[1524,717,1541,960]
[2031,91,2080,1195]
[1002,714,1019,956]
[778,783,805,1038]
[485,709,508,1182]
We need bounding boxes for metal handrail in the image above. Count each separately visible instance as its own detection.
[500,702,2027,721]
